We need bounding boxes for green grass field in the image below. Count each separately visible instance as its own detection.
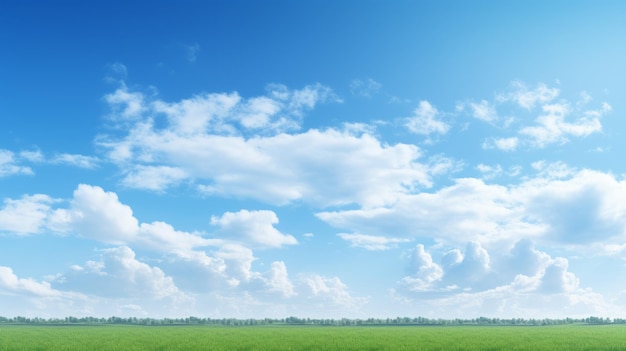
[1,324,625,350]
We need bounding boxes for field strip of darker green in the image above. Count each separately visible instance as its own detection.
[2,324,626,350]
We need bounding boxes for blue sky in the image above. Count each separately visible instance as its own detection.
[2,0,626,319]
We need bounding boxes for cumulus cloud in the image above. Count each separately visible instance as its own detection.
[300,274,365,308]
[0,266,65,297]
[395,280,607,319]
[137,221,218,264]
[265,261,296,298]
[400,244,444,291]
[105,122,435,206]
[211,210,297,248]
[400,242,492,294]
[395,240,592,317]
[96,83,445,206]
[520,169,626,245]
[405,101,450,136]
[318,177,527,245]
[536,257,579,294]
[0,183,305,303]
[0,194,55,235]
[56,246,188,301]
[318,165,626,249]
[63,184,140,244]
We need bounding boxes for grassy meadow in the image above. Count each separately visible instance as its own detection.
[1,324,626,350]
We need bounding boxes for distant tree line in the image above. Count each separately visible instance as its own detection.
[0,316,623,326]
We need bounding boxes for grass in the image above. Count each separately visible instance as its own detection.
[1,324,626,350]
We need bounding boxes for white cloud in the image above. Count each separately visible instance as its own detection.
[19,150,44,162]
[152,91,240,135]
[474,82,609,150]
[530,160,575,179]
[122,165,188,191]
[265,261,296,298]
[104,84,146,119]
[318,177,529,246]
[454,82,611,153]
[0,194,54,235]
[400,244,444,291]
[498,81,559,110]
[210,210,297,249]
[468,100,498,122]
[0,266,65,297]
[300,274,365,308]
[0,150,99,172]
[476,163,503,180]
[50,153,99,169]
[337,233,410,250]
[4,185,218,271]
[104,120,434,206]
[283,83,342,115]
[145,83,340,137]
[0,184,296,300]
[520,102,603,147]
[235,96,284,130]
[395,280,607,319]
[318,166,626,250]
[441,242,491,287]
[137,221,218,265]
[396,240,590,317]
[519,169,626,245]
[56,246,188,301]
[0,149,33,177]
[536,257,579,293]
[101,84,444,207]
[214,243,258,285]
[484,137,519,151]
[405,101,450,136]
[45,184,140,244]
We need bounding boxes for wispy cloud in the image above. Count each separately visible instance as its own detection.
[519,101,606,147]
[0,149,33,177]
[350,78,382,98]
[51,154,100,169]
[185,43,200,62]
[337,233,410,250]
[465,81,609,150]
[497,81,560,110]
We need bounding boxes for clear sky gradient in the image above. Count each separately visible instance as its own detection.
[1,0,626,319]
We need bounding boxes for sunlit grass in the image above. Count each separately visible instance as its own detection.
[1,324,625,350]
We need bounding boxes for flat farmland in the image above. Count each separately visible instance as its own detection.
[1,324,625,350]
